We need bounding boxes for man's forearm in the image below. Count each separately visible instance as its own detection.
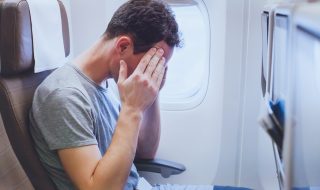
[89,106,142,190]
[136,98,161,159]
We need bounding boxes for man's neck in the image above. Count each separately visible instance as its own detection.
[73,37,113,85]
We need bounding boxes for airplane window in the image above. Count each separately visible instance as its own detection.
[160,1,210,110]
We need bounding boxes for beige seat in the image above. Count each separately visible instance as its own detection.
[0,0,70,189]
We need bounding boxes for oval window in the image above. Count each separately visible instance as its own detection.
[160,0,210,110]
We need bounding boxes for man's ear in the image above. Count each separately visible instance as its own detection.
[115,36,133,55]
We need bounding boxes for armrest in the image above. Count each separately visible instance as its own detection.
[134,158,186,178]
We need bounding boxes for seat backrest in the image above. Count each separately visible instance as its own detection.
[0,0,70,189]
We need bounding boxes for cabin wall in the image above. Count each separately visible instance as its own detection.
[212,0,279,189]
[235,0,279,189]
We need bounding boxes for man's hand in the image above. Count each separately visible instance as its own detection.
[117,48,166,113]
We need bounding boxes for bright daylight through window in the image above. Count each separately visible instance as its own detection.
[160,1,210,110]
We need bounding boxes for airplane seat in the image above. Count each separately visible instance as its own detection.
[0,115,34,189]
[0,0,70,189]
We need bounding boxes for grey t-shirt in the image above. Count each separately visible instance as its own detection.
[29,64,139,190]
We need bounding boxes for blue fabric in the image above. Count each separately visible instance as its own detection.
[269,99,285,128]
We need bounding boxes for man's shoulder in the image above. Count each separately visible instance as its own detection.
[41,64,81,89]
[38,64,85,92]
[34,64,90,106]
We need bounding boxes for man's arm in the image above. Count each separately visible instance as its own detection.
[136,67,167,159]
[58,48,166,190]
[136,98,161,159]
[58,106,141,190]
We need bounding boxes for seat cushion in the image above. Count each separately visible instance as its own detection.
[0,70,56,190]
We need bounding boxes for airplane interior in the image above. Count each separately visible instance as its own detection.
[0,0,320,189]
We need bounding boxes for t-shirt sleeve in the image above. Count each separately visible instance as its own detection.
[36,87,97,150]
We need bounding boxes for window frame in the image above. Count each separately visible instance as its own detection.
[160,0,211,111]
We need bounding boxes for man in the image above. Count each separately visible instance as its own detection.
[30,0,180,189]
[30,1,248,190]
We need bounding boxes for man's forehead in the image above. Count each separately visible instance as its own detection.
[154,41,170,51]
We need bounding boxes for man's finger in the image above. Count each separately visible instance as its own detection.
[152,57,166,81]
[135,48,157,73]
[117,60,128,83]
[145,48,164,76]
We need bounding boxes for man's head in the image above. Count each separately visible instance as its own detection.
[103,0,181,78]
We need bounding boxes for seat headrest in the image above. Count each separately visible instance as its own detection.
[0,0,70,76]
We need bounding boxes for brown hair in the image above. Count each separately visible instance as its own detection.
[104,0,181,54]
